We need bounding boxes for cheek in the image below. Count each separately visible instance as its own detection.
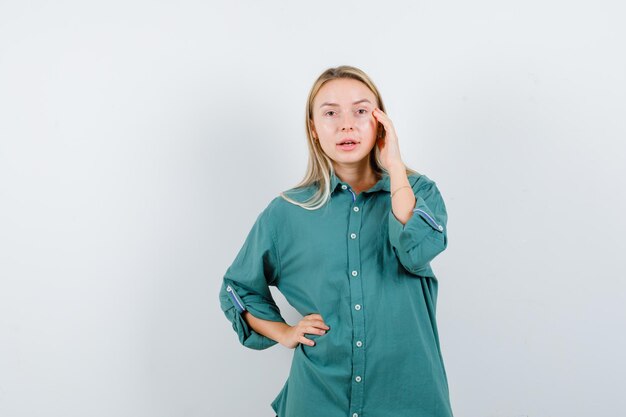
[315,120,335,134]
[356,116,377,137]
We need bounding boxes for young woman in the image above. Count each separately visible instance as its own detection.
[219,65,454,417]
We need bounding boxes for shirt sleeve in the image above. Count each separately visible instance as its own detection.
[218,204,287,350]
[388,176,448,277]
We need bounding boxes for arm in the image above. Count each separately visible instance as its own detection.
[242,311,331,349]
[387,167,448,276]
[241,311,291,345]
[219,202,331,350]
[389,163,416,225]
[370,107,448,277]
[218,204,288,350]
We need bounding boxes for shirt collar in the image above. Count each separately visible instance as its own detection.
[330,170,391,194]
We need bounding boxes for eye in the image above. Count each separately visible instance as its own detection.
[357,108,368,115]
[324,110,336,116]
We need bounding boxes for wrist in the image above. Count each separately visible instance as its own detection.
[276,323,292,345]
[387,161,406,174]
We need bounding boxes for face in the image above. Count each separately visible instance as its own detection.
[310,78,379,166]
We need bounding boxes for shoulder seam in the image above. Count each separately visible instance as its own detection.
[412,173,435,188]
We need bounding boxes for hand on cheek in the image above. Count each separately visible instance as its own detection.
[372,108,404,170]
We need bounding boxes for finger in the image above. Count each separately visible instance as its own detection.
[305,316,328,327]
[300,321,327,333]
[303,314,330,329]
[312,320,330,330]
[306,325,326,335]
[374,114,393,131]
[300,335,315,346]
[373,108,394,126]
[375,120,398,140]
[304,318,330,331]
[373,108,390,120]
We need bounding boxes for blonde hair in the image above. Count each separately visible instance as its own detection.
[279,65,419,210]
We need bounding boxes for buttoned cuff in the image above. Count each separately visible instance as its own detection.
[221,281,287,350]
[388,195,446,275]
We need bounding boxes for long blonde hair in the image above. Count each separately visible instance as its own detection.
[279,65,419,209]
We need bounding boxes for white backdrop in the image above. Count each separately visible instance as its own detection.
[1,1,625,416]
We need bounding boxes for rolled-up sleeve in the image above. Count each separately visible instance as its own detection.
[388,176,448,277]
[218,205,286,350]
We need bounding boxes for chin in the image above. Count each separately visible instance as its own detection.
[333,153,370,163]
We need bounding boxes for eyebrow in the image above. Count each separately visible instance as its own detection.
[319,99,372,108]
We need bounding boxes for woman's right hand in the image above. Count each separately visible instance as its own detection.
[279,314,330,349]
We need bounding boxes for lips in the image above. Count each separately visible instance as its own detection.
[337,140,359,151]
[337,139,359,145]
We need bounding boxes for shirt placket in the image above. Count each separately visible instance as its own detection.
[341,183,365,417]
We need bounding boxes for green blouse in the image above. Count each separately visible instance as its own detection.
[218,170,454,417]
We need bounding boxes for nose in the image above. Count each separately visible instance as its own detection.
[340,112,355,131]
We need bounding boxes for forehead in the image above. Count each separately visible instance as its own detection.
[314,78,376,106]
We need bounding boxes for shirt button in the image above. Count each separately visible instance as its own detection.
[356,340,363,347]
[355,376,362,382]
[226,286,232,292]
[438,225,444,231]
[341,184,348,190]
[354,304,361,311]
[351,270,358,277]
[353,413,359,417]
[350,233,357,239]
[353,206,359,212]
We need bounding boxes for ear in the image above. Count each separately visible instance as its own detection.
[309,118,317,139]
[377,123,384,139]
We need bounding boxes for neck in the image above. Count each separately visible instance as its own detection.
[333,162,380,195]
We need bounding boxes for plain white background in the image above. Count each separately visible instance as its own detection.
[1,1,625,416]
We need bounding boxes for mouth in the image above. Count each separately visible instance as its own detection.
[336,139,360,151]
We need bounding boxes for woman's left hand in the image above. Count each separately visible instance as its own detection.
[372,108,405,171]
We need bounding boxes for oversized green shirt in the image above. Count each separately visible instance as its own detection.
[218,171,453,417]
